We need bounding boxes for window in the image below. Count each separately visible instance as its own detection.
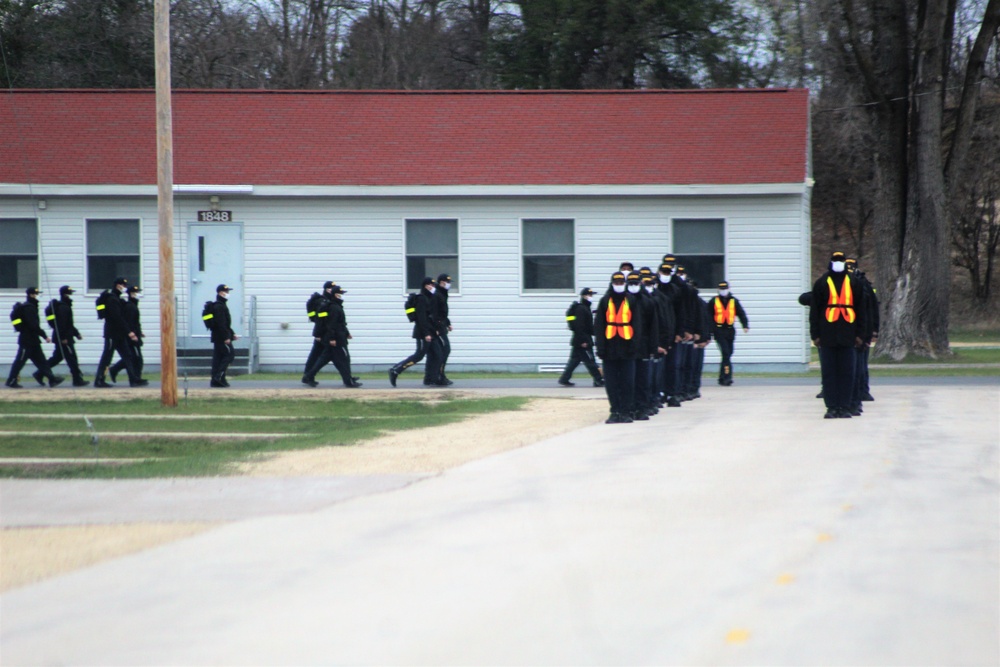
[406,219,458,291]
[523,219,574,291]
[87,219,140,290]
[0,219,38,289]
[673,219,725,287]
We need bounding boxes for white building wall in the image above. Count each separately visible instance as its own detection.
[1,192,810,372]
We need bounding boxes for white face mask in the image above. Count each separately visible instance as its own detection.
[119,292,129,301]
[132,293,142,300]
[427,286,436,294]
[442,282,451,291]
[582,296,591,302]
[627,284,641,294]
[335,294,344,301]
[645,285,655,294]
[611,284,626,294]
[658,274,670,283]
[678,274,686,282]
[831,261,846,273]
[719,289,730,297]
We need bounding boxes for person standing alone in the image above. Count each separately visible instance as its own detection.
[810,251,865,418]
[206,284,238,388]
[558,287,604,387]
[709,281,749,386]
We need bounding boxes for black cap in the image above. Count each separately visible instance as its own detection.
[26,286,40,297]
[662,254,676,264]
[626,272,642,283]
[676,265,686,274]
[611,271,626,282]
[642,274,655,284]
[659,263,673,273]
[216,284,232,293]
[128,284,141,294]
[422,277,435,287]
[639,266,653,276]
[330,284,346,295]
[845,258,857,266]
[437,273,452,283]
[718,281,729,290]
[580,287,596,297]
[323,280,335,290]
[114,277,128,287]
[619,261,634,271]
[59,285,75,295]
[831,251,846,262]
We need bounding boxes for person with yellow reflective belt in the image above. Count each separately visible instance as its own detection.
[558,288,604,387]
[595,271,644,424]
[810,251,866,418]
[302,281,335,384]
[6,287,62,389]
[710,280,749,386]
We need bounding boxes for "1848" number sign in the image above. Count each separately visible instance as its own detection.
[198,210,233,222]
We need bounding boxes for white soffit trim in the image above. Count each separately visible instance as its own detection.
[0,183,806,197]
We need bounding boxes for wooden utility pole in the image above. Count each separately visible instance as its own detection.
[154,0,177,406]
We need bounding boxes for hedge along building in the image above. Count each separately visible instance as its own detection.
[0,89,812,374]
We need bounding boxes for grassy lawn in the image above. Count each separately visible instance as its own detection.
[0,396,528,479]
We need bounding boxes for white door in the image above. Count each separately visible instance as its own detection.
[189,224,243,338]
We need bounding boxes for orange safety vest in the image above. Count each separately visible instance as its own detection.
[713,297,736,326]
[825,276,856,323]
[605,298,634,340]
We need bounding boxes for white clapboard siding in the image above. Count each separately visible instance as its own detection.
[2,191,811,371]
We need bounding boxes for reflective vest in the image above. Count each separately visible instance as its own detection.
[605,298,633,340]
[713,297,736,326]
[825,276,856,323]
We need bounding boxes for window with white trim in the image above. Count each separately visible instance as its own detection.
[406,219,458,291]
[522,219,574,291]
[673,219,725,287]
[87,219,140,290]
[0,218,38,289]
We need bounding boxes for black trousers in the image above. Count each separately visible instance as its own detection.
[819,346,857,411]
[714,329,735,382]
[691,345,705,392]
[677,342,695,396]
[423,335,443,383]
[393,338,428,375]
[559,345,602,384]
[602,358,636,415]
[661,344,681,398]
[7,341,54,384]
[856,345,872,398]
[97,336,139,383]
[211,340,236,382]
[48,338,84,380]
[110,341,142,378]
[305,343,353,386]
[303,338,324,376]
[635,357,654,410]
[438,331,451,379]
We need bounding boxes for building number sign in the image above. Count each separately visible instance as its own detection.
[197,210,233,222]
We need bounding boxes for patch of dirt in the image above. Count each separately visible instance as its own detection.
[1,395,604,591]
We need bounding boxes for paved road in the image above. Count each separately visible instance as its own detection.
[1,381,998,665]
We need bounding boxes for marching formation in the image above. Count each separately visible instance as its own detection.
[559,256,750,424]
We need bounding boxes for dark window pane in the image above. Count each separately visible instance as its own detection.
[674,219,724,254]
[406,220,458,255]
[523,219,573,254]
[88,257,140,291]
[0,257,38,289]
[407,257,458,292]
[524,255,574,290]
[673,255,724,288]
[0,219,38,255]
[88,219,140,254]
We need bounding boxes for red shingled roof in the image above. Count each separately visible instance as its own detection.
[1,89,809,187]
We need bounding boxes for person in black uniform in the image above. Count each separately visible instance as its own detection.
[303,281,335,381]
[673,265,699,401]
[709,280,749,386]
[558,287,604,387]
[648,270,675,408]
[95,278,146,388]
[45,285,87,386]
[847,258,879,404]
[810,251,866,418]
[206,283,238,388]
[630,271,660,419]
[595,271,644,424]
[660,258,691,406]
[6,287,63,389]
[389,278,439,386]
[302,284,361,388]
[434,273,454,385]
[684,279,712,399]
[109,284,145,382]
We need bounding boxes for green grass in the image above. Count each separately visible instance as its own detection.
[0,396,528,479]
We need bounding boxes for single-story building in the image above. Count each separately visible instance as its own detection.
[1,88,812,374]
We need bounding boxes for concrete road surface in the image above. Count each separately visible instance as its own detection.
[1,381,998,666]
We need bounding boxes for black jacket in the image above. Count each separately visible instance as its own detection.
[122,297,143,346]
[659,277,688,339]
[16,297,47,346]
[412,288,438,339]
[634,289,659,357]
[810,271,866,347]
[649,287,675,350]
[566,300,595,348]
[47,295,82,341]
[435,288,451,329]
[311,293,332,338]
[693,293,713,342]
[594,291,644,360]
[320,298,350,347]
[102,291,133,340]
[207,295,234,344]
[855,271,880,342]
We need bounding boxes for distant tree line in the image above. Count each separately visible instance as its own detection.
[1,0,999,357]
